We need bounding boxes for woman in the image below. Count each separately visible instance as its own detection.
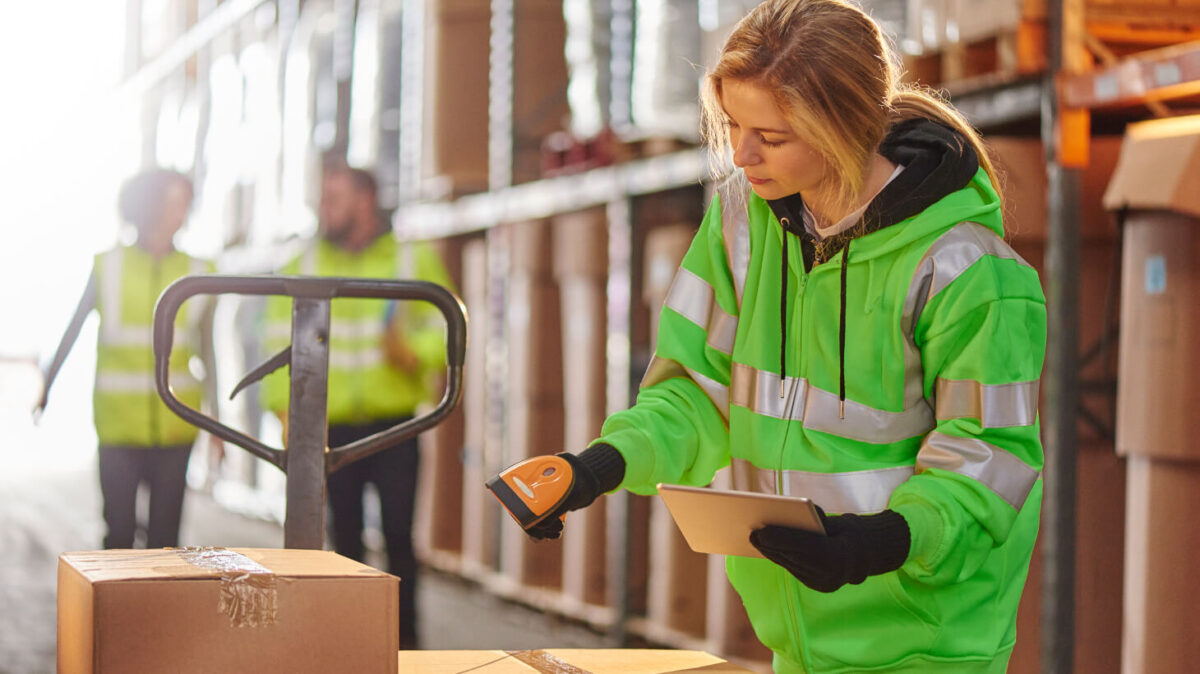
[496,0,1045,671]
[37,168,216,549]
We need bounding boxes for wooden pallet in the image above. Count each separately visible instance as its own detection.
[903,20,1048,88]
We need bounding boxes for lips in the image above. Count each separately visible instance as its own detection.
[745,175,770,185]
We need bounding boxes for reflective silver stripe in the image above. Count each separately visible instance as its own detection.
[398,241,414,278]
[333,318,387,340]
[100,248,124,343]
[101,325,154,346]
[664,268,713,328]
[662,268,737,355]
[730,362,802,420]
[640,355,730,420]
[266,323,293,341]
[900,222,1033,407]
[707,305,737,355]
[300,244,318,275]
[936,378,1040,428]
[329,349,384,369]
[730,363,935,444]
[918,431,1040,509]
[731,458,914,514]
[718,177,751,307]
[96,371,199,393]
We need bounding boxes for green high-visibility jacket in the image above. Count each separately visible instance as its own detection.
[598,168,1045,672]
[263,235,453,426]
[93,246,213,447]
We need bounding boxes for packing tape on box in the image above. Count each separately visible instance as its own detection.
[177,547,277,628]
[504,650,594,673]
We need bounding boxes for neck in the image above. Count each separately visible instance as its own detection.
[136,237,174,258]
[803,154,897,228]
[341,219,382,253]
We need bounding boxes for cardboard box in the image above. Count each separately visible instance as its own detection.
[507,276,564,399]
[57,548,398,674]
[397,649,755,672]
[1103,115,1200,219]
[1122,456,1200,674]
[1115,210,1200,461]
[554,209,609,279]
[987,135,1123,244]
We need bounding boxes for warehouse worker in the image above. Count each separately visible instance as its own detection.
[263,163,452,650]
[36,168,217,550]
[492,0,1045,671]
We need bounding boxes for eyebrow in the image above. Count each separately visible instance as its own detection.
[724,117,792,135]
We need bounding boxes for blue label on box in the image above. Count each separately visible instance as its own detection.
[1145,255,1167,295]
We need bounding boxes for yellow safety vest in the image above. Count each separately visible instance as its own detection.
[263,235,452,426]
[93,246,212,447]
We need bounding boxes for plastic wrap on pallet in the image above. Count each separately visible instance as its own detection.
[631,0,702,139]
[563,0,613,138]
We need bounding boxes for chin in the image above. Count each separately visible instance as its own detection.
[749,183,782,200]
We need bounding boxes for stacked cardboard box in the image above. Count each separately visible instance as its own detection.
[500,219,565,589]
[459,238,502,579]
[554,209,611,611]
[1105,116,1200,674]
[639,223,711,640]
[427,0,491,195]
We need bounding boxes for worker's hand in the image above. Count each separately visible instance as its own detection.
[749,508,911,593]
[524,444,626,541]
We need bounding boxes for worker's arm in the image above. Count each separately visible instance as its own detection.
[36,271,98,417]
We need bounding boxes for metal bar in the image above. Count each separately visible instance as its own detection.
[605,197,633,646]
[489,0,515,191]
[394,148,705,239]
[284,297,332,550]
[1041,0,1083,667]
[119,0,269,98]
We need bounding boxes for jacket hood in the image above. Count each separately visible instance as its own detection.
[765,117,1000,262]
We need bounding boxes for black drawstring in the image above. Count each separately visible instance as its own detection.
[780,220,790,398]
[839,245,849,419]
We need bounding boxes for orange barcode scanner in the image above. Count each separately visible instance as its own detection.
[486,455,574,530]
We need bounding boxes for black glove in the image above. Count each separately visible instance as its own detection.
[749,507,911,593]
[525,443,626,541]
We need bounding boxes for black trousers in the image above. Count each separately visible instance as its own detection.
[97,444,193,549]
[326,416,420,649]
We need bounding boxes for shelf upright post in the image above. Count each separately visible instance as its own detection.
[1041,0,1087,670]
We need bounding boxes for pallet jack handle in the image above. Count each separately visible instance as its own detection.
[153,274,467,549]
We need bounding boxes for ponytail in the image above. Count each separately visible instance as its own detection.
[888,86,1003,204]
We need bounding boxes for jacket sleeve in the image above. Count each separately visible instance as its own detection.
[889,250,1046,585]
[596,196,737,495]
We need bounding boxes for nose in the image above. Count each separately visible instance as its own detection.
[732,135,759,168]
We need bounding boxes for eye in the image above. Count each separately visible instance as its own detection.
[760,136,784,148]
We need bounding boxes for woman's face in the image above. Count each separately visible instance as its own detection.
[720,79,828,201]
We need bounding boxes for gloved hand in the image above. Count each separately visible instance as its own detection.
[525,444,625,541]
[749,507,911,593]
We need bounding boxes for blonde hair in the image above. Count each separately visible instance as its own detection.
[700,0,1001,214]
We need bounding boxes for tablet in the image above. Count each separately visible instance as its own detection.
[657,483,826,558]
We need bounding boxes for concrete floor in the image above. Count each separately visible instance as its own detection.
[0,460,610,674]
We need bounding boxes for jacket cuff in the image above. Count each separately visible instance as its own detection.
[576,442,627,494]
[862,510,912,575]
